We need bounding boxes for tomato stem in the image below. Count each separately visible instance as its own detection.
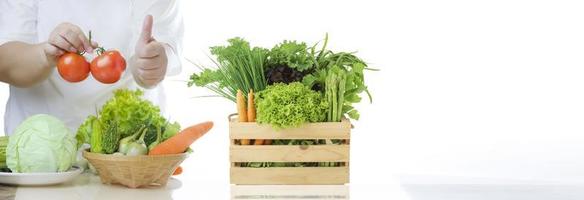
[96,47,105,55]
[88,30,107,55]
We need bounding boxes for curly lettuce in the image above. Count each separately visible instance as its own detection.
[98,89,166,137]
[255,82,327,129]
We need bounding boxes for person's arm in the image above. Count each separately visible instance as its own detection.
[0,42,54,87]
[0,23,95,88]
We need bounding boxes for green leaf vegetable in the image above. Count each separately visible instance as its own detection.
[76,115,95,149]
[264,40,316,85]
[7,114,77,173]
[189,36,374,122]
[188,38,268,102]
[78,89,176,154]
[97,89,166,138]
[147,125,163,151]
[266,40,314,72]
[303,35,375,121]
[187,35,375,168]
[256,83,327,129]
[143,123,161,148]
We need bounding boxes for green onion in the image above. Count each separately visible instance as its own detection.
[188,38,268,102]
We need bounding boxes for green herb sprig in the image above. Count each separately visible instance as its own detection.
[188,38,268,102]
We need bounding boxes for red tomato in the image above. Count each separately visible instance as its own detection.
[90,50,126,84]
[57,53,90,83]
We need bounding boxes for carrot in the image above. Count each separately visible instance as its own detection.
[149,121,214,155]
[247,89,263,145]
[247,89,256,122]
[237,90,250,145]
[237,90,248,122]
[240,139,251,145]
[172,166,183,175]
[253,139,264,145]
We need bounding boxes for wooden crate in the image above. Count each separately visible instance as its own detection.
[231,185,350,199]
[229,114,351,185]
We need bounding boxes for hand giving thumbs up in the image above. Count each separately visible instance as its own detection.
[131,15,168,88]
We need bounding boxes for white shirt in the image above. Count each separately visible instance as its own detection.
[0,0,184,135]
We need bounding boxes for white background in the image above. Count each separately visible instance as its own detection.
[2,0,584,195]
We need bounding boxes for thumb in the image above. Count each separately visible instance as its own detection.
[139,15,154,44]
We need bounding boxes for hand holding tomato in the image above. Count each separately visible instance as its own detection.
[56,31,126,84]
[55,16,165,86]
[45,23,96,58]
[131,15,168,88]
[49,23,98,83]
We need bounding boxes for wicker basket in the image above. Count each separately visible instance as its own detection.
[83,150,187,188]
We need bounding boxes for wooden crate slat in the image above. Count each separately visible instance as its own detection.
[230,185,350,199]
[230,145,350,162]
[230,167,349,185]
[229,119,351,139]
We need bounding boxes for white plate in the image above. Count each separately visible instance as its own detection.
[0,166,82,186]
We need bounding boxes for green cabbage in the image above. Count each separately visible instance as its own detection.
[7,114,77,173]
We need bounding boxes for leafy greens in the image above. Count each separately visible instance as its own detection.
[78,89,173,154]
[255,83,327,129]
[188,38,268,102]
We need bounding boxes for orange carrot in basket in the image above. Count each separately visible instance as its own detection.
[172,166,183,175]
[149,121,214,155]
[237,90,250,145]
